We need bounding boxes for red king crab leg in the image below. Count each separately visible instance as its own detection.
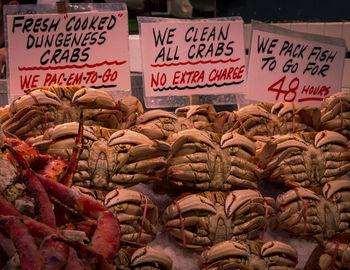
[3,144,57,228]
[1,111,121,264]
[0,215,44,270]
[60,110,84,187]
[0,196,113,269]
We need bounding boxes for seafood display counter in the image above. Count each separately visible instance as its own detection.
[0,84,349,269]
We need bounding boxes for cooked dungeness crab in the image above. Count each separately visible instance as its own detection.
[2,85,143,139]
[131,104,218,141]
[162,190,275,250]
[74,187,158,246]
[321,90,350,138]
[29,123,170,189]
[258,130,350,189]
[305,233,350,270]
[115,246,173,270]
[174,104,217,130]
[167,129,261,190]
[271,179,350,242]
[199,239,298,270]
[131,109,193,141]
[228,102,320,138]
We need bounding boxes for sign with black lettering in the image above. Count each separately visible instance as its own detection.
[7,10,130,98]
[247,21,346,106]
[140,18,247,97]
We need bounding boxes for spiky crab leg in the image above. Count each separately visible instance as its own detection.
[60,110,84,187]
[0,195,115,269]
[2,150,121,262]
[0,215,44,270]
[4,144,57,229]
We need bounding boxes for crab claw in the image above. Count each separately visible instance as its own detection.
[136,109,178,125]
[271,102,297,117]
[220,132,256,154]
[315,130,348,148]
[274,134,309,152]
[225,189,263,217]
[235,103,270,121]
[72,88,116,110]
[104,188,158,226]
[199,240,249,268]
[130,247,173,270]
[261,241,298,266]
[176,104,216,118]
[108,130,155,146]
[9,89,62,115]
[162,194,216,221]
[45,122,97,142]
[170,129,216,155]
[323,179,350,200]
[276,187,320,208]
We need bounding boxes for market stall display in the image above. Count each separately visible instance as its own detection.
[0,85,349,269]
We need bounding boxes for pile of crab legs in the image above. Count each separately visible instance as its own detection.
[0,86,350,269]
[0,113,121,269]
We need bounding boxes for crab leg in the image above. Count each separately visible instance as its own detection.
[60,111,84,187]
[34,174,121,260]
[0,215,44,270]
[0,195,114,269]
[3,144,56,228]
[3,140,120,262]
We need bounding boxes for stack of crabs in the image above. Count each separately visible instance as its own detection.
[0,84,349,269]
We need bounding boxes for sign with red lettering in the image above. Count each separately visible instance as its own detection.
[139,17,247,97]
[6,9,130,99]
[247,21,346,106]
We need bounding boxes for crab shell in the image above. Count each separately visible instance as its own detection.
[272,180,350,241]
[130,246,173,270]
[162,190,275,250]
[2,86,143,140]
[321,90,350,138]
[29,123,170,189]
[131,109,193,140]
[258,130,350,189]
[199,240,298,270]
[104,188,158,245]
[167,129,260,190]
[230,102,319,139]
[175,104,217,130]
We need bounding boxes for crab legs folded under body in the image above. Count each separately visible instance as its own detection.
[29,124,170,189]
[161,190,275,250]
[227,102,320,139]
[257,130,350,189]
[199,239,298,270]
[74,187,158,246]
[2,85,143,140]
[271,179,350,242]
[321,90,350,138]
[167,129,261,190]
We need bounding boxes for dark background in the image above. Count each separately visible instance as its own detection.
[216,0,350,23]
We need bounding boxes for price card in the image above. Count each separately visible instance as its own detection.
[247,21,346,106]
[6,8,130,99]
[139,17,247,98]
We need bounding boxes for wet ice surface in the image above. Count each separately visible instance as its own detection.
[129,181,319,269]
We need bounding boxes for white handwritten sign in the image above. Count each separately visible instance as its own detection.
[7,10,130,98]
[247,21,346,106]
[140,18,247,97]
